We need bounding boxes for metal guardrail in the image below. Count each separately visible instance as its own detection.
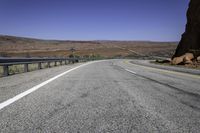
[0,57,85,77]
[0,56,171,77]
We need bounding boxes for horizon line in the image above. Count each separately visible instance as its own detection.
[0,34,179,43]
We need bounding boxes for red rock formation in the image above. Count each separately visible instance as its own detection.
[172,0,200,63]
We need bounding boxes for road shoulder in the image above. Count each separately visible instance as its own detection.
[129,60,200,76]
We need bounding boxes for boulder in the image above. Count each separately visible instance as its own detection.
[183,56,193,64]
[183,53,194,64]
[171,56,184,65]
[197,56,200,62]
[171,53,194,65]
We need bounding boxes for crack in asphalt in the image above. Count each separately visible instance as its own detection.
[125,70,200,112]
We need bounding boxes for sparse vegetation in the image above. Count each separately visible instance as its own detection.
[0,66,3,75]
[0,62,67,77]
[0,52,9,57]
[0,35,177,58]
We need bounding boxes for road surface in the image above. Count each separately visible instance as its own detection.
[0,59,200,132]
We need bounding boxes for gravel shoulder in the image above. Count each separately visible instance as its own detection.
[130,60,200,75]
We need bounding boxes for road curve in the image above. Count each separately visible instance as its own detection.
[0,59,200,132]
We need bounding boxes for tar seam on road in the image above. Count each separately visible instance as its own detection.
[0,61,100,111]
[124,62,200,112]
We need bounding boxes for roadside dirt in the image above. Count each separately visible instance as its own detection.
[154,60,200,70]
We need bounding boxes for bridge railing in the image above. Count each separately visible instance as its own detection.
[0,57,86,77]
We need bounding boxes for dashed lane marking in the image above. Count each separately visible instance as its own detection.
[125,69,137,74]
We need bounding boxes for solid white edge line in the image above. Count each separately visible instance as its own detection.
[125,69,137,74]
[0,61,98,110]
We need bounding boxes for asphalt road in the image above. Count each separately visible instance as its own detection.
[0,59,200,133]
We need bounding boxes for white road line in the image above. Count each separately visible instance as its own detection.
[0,61,98,110]
[125,69,137,74]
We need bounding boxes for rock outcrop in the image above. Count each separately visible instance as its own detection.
[172,0,200,65]
[172,53,194,65]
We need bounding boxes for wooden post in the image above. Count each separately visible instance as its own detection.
[65,60,67,65]
[24,64,29,72]
[38,62,42,69]
[3,65,9,76]
[60,61,62,65]
[54,62,57,66]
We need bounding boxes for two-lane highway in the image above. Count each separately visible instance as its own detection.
[0,59,200,132]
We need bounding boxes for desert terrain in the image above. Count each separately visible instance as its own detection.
[0,35,177,58]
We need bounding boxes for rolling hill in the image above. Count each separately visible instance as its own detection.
[0,35,177,58]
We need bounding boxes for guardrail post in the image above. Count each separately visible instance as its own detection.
[24,64,29,72]
[47,62,51,68]
[38,62,42,69]
[54,62,57,66]
[3,65,9,76]
[60,61,62,65]
[65,60,67,65]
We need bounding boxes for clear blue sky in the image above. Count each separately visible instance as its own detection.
[0,0,189,41]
